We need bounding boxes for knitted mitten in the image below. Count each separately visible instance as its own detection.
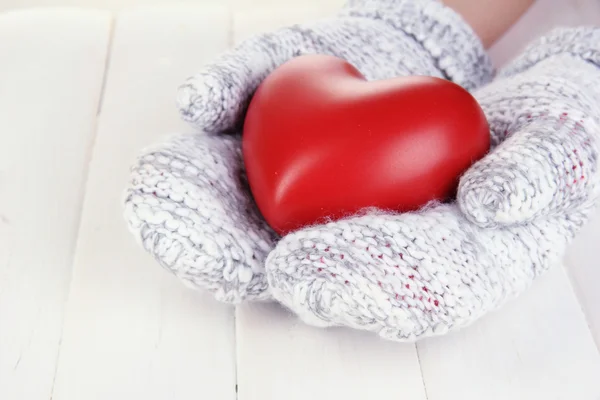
[123,0,492,303]
[266,27,600,341]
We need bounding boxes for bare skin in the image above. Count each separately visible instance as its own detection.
[444,0,536,47]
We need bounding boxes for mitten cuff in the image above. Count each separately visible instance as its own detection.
[500,27,600,77]
[340,0,494,90]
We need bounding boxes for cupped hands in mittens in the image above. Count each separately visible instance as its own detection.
[124,0,600,340]
[266,27,600,340]
[124,134,277,302]
[124,0,492,303]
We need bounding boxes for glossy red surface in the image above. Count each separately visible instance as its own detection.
[243,55,490,235]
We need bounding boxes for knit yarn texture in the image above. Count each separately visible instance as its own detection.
[267,27,600,340]
[125,0,492,304]
[124,0,600,340]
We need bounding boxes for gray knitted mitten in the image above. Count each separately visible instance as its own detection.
[123,0,492,303]
[266,27,600,341]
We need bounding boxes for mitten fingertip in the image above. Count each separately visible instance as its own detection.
[457,184,503,228]
[176,80,200,123]
[176,73,231,133]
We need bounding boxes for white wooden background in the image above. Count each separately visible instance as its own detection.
[1,1,600,399]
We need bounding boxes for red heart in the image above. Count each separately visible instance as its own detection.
[243,54,489,235]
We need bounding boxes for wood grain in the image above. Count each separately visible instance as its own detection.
[0,0,346,13]
[0,9,110,400]
[233,4,339,43]
[1,1,599,399]
[236,301,427,400]
[50,7,237,400]
[566,208,600,349]
[417,266,600,400]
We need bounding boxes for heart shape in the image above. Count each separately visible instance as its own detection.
[243,55,490,235]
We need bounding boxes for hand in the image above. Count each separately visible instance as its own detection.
[265,27,600,341]
[124,0,492,303]
[124,134,277,302]
[177,0,492,134]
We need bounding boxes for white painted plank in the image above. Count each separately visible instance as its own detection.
[232,0,344,10]
[0,0,228,12]
[417,266,600,400]
[0,0,346,14]
[566,208,600,348]
[233,10,426,400]
[237,302,427,400]
[0,9,110,400]
[233,5,339,44]
[51,7,237,400]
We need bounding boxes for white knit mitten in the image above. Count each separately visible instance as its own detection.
[124,0,492,303]
[266,27,600,341]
